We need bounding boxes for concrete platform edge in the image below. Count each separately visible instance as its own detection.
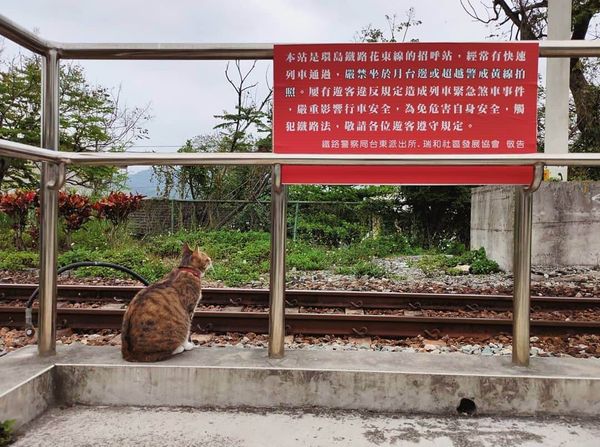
[2,345,600,428]
[0,366,54,430]
[53,363,600,417]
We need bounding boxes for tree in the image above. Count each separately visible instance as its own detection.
[355,8,422,43]
[460,0,600,179]
[396,186,472,248]
[153,61,272,229]
[0,53,151,193]
[354,12,473,248]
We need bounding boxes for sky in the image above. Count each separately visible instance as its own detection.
[1,0,502,170]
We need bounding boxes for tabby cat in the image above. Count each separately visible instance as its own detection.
[121,244,212,362]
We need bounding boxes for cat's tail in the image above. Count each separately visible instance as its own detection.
[121,317,173,362]
[121,316,133,359]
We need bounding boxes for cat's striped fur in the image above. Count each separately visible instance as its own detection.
[121,244,211,362]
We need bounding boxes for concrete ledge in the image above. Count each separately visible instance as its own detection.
[2,344,600,429]
[0,367,54,430]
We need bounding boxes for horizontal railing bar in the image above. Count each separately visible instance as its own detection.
[539,39,600,57]
[62,152,600,167]
[0,139,70,163]
[1,13,600,60]
[56,42,274,60]
[0,14,52,55]
[2,138,600,167]
[38,40,600,60]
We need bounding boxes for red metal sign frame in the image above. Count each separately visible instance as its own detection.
[274,42,539,185]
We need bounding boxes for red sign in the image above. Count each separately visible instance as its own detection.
[273,43,539,185]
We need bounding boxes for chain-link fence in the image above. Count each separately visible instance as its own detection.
[129,198,385,241]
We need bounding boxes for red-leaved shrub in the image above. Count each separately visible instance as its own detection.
[0,190,38,249]
[59,191,93,232]
[94,192,144,226]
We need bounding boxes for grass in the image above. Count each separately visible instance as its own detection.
[414,247,500,276]
[0,218,499,285]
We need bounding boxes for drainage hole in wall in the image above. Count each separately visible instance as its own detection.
[456,398,477,416]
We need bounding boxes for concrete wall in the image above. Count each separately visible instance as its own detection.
[471,182,600,270]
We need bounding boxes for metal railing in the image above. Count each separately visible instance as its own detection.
[2,13,600,365]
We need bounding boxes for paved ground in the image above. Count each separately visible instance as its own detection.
[12,406,600,447]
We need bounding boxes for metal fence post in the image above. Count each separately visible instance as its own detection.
[38,49,60,356]
[512,165,543,366]
[269,164,287,358]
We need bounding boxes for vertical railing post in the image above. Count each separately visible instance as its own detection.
[38,49,60,356]
[512,188,533,366]
[512,165,543,366]
[269,164,287,358]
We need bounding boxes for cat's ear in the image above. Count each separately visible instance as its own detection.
[194,246,201,255]
[182,243,192,255]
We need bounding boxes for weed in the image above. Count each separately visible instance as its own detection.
[0,419,15,446]
[287,242,331,271]
[415,248,500,275]
[0,251,38,270]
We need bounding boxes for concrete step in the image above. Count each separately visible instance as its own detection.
[2,344,600,432]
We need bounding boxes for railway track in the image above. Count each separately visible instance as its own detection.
[1,306,600,338]
[1,283,600,311]
[1,284,599,338]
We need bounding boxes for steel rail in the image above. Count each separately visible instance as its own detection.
[2,138,600,167]
[2,285,600,311]
[1,306,600,337]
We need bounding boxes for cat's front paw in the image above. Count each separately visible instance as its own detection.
[183,340,195,351]
[172,345,185,355]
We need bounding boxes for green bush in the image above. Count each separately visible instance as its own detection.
[470,258,500,274]
[287,242,331,271]
[57,248,97,267]
[456,248,500,274]
[415,248,500,275]
[57,246,173,283]
[415,254,452,276]
[69,220,112,251]
[0,251,39,269]
[295,214,365,246]
[135,259,173,282]
[151,235,184,257]
[440,240,467,256]
[335,260,388,278]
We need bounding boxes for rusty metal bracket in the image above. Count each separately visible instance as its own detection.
[352,326,369,336]
[196,323,214,332]
[423,328,441,339]
[349,300,363,309]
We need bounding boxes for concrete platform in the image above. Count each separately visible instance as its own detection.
[12,405,600,447]
[1,344,600,432]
